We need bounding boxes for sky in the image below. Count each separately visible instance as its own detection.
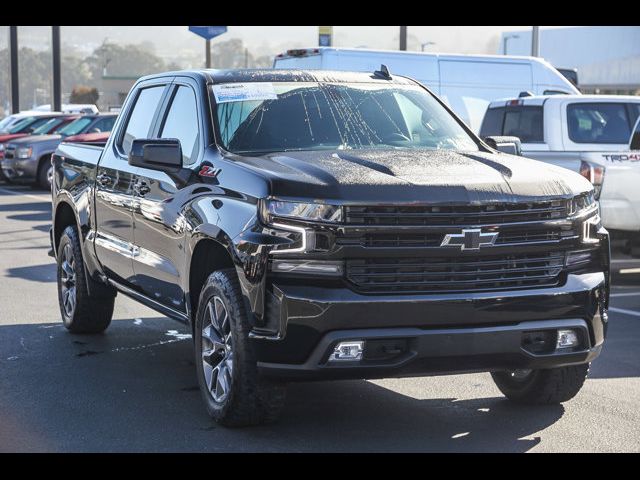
[0,25,565,60]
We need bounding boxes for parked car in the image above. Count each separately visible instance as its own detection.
[1,113,117,188]
[0,113,76,180]
[273,47,579,132]
[479,94,640,243]
[0,110,56,133]
[0,114,78,158]
[51,68,609,427]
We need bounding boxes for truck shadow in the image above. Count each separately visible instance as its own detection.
[5,263,56,282]
[0,318,567,452]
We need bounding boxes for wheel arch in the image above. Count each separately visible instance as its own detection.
[187,235,236,328]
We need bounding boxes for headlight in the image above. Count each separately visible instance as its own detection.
[569,191,597,216]
[16,147,33,159]
[260,199,342,224]
[0,144,5,152]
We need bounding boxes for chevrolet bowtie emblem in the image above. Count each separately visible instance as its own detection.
[440,228,499,251]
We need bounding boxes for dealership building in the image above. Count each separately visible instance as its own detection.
[499,26,640,95]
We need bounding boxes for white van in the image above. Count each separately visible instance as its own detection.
[480,94,640,239]
[273,47,579,132]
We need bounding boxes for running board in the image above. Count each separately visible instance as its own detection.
[106,279,190,324]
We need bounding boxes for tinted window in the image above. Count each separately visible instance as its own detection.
[627,103,640,129]
[479,107,505,137]
[160,86,199,164]
[567,103,631,144]
[121,86,165,154]
[8,116,53,134]
[503,106,544,143]
[90,116,116,133]
[57,117,93,137]
[32,117,66,135]
[214,82,479,154]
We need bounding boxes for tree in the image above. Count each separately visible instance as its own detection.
[70,85,99,105]
[85,42,167,79]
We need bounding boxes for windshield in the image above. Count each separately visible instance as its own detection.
[7,116,39,134]
[32,117,67,135]
[56,117,93,137]
[0,115,17,132]
[212,82,479,155]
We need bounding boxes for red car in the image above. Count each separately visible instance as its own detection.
[63,131,110,145]
[0,114,79,160]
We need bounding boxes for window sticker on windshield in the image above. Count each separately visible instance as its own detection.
[212,83,278,104]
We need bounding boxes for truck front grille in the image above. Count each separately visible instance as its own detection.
[345,201,568,226]
[346,252,565,294]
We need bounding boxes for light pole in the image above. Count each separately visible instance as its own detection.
[421,41,435,52]
[503,34,520,55]
[399,26,407,51]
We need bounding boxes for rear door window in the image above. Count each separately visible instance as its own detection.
[567,103,631,144]
[479,107,505,137]
[502,106,544,143]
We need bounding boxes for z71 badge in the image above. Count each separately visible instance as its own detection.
[198,165,222,178]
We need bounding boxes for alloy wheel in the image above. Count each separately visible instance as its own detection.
[201,296,234,403]
[60,243,76,318]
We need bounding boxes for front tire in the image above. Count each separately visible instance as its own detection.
[194,268,286,427]
[57,226,115,333]
[36,157,53,190]
[491,364,590,404]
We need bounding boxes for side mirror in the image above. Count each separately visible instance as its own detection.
[128,138,182,172]
[630,118,640,151]
[484,136,523,156]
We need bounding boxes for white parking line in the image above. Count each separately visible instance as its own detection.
[609,307,640,318]
[611,292,640,297]
[0,186,49,202]
[611,259,640,264]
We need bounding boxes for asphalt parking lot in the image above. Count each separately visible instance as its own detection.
[0,182,639,453]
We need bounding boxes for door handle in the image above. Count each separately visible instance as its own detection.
[96,173,112,187]
[134,181,150,196]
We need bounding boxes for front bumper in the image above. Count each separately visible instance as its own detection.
[0,158,37,182]
[255,271,608,380]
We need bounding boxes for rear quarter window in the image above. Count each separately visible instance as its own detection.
[503,106,544,143]
[479,107,505,137]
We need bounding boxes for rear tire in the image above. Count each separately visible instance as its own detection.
[194,268,286,427]
[37,157,53,190]
[57,225,115,333]
[491,364,590,404]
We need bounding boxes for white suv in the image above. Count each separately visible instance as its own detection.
[480,94,640,240]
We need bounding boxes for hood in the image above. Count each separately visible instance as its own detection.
[64,132,110,143]
[229,148,593,203]
[0,133,28,143]
[9,134,63,147]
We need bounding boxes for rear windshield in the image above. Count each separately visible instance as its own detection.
[479,106,544,143]
[212,82,479,155]
[567,103,632,144]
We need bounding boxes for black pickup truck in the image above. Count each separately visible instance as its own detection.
[51,68,610,427]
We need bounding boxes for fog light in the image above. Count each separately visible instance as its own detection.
[557,329,579,349]
[329,341,364,362]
